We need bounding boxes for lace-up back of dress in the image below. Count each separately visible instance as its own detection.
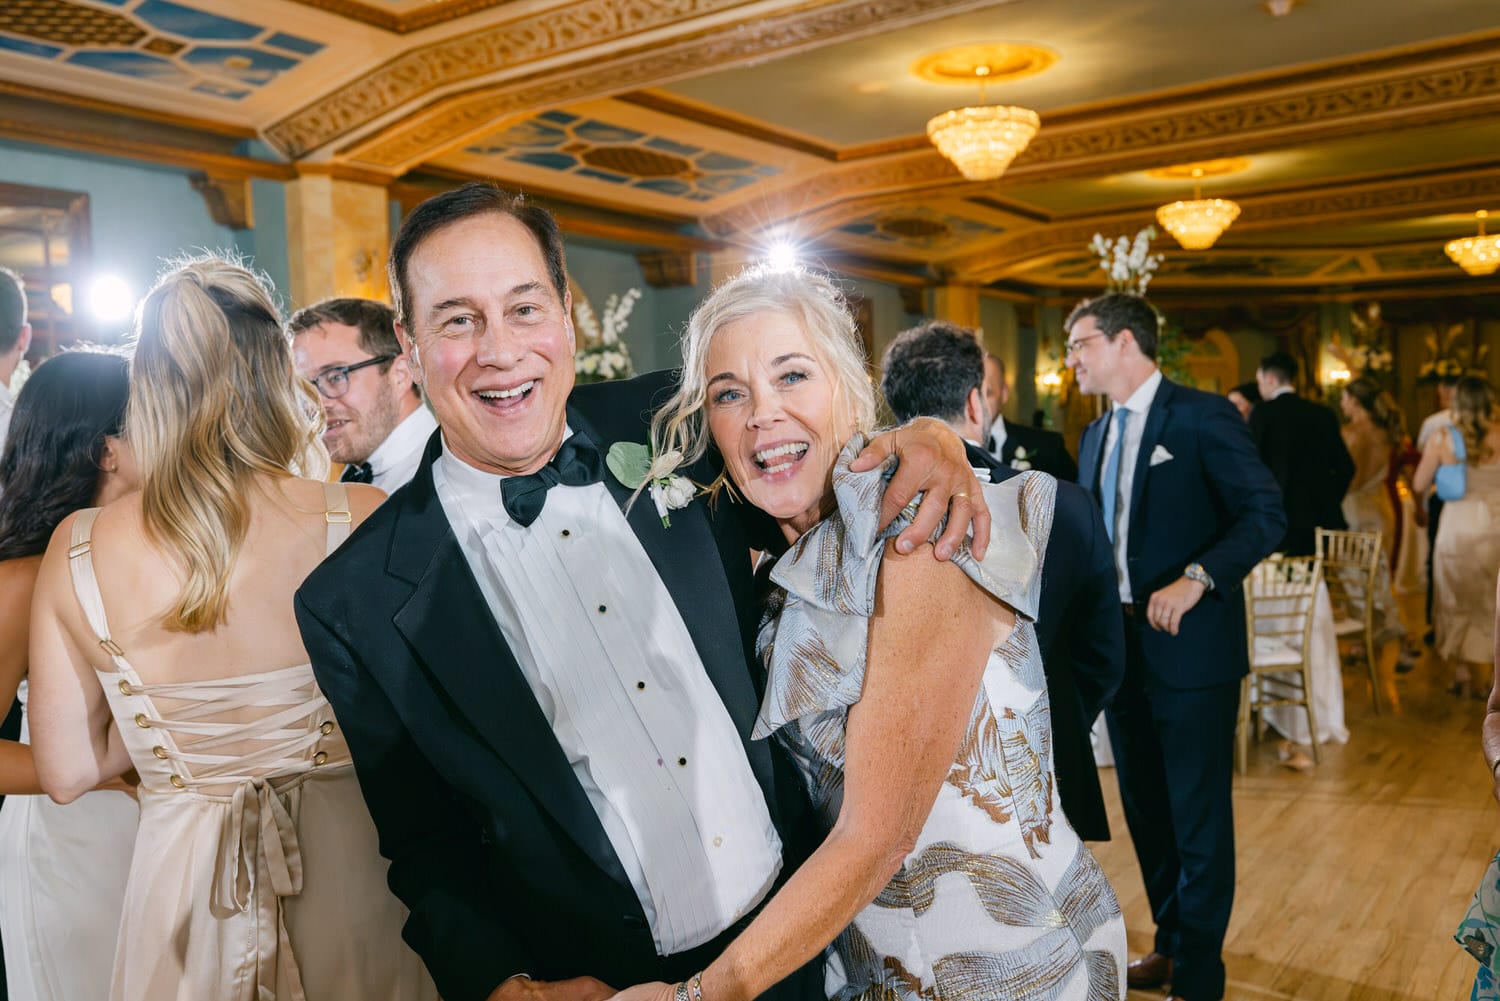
[68,481,353,798]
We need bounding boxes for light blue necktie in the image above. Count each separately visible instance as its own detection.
[1100,407,1130,543]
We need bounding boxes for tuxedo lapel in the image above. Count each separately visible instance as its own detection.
[1126,378,1171,551]
[386,437,633,892]
[567,408,775,794]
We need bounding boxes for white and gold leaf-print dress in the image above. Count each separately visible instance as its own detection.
[754,438,1126,1001]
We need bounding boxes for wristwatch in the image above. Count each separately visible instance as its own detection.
[1184,562,1215,591]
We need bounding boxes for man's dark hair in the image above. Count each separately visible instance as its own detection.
[0,267,27,354]
[1065,292,1159,360]
[1258,351,1299,387]
[880,320,984,424]
[389,183,567,329]
[288,297,401,360]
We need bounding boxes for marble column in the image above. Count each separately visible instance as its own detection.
[285,172,391,308]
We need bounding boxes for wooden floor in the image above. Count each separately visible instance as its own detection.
[1091,591,1493,1001]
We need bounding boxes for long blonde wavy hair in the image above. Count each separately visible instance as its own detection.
[645,266,878,494]
[1453,376,1497,466]
[129,254,326,632]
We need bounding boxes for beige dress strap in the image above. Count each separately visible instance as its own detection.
[65,508,126,663]
[322,480,351,556]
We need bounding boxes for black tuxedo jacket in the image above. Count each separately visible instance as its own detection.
[995,418,1078,482]
[1249,392,1354,556]
[1077,378,1285,690]
[295,371,815,1001]
[966,443,1122,841]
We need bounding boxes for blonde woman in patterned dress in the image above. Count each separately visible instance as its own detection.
[612,267,1126,1001]
[27,256,439,1001]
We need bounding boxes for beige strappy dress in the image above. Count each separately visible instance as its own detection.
[66,483,438,1001]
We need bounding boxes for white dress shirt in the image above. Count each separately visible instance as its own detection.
[0,381,13,458]
[433,437,782,955]
[368,405,439,492]
[1103,368,1164,602]
[987,414,1007,459]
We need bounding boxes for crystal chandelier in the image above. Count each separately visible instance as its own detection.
[1445,210,1500,276]
[926,66,1039,182]
[1156,167,1241,250]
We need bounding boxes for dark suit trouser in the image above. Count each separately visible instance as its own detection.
[1426,494,1444,625]
[1106,612,1240,1001]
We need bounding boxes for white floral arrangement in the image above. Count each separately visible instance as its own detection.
[1330,302,1394,378]
[574,288,642,384]
[1090,226,1164,295]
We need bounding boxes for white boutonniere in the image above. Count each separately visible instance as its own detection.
[606,441,697,528]
[1010,445,1032,471]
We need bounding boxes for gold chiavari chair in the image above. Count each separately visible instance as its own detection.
[1238,554,1324,774]
[1316,528,1384,714]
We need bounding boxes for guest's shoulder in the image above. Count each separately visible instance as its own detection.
[1165,379,1239,418]
[569,368,679,419]
[298,485,406,610]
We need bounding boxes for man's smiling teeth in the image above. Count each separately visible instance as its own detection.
[754,442,808,472]
[477,380,535,400]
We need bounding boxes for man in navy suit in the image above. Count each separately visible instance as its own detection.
[1068,293,1284,1001]
[881,320,1123,842]
[294,183,987,1001]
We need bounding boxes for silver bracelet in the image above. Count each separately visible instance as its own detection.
[690,972,705,1001]
[674,983,691,1001]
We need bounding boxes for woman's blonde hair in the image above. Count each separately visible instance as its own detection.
[128,254,326,632]
[646,266,878,490]
[1453,375,1496,466]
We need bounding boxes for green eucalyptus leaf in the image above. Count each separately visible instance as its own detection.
[606,441,653,488]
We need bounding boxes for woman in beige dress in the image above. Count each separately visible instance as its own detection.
[1339,378,1411,657]
[27,256,439,1001]
[1414,377,1500,698]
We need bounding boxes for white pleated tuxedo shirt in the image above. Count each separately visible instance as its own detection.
[432,437,782,955]
[1102,367,1163,602]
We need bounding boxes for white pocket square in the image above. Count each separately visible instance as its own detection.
[1149,444,1174,467]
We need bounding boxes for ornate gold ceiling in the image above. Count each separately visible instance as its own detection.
[2,0,1499,297]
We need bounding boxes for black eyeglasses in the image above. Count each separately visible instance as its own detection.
[309,354,396,399]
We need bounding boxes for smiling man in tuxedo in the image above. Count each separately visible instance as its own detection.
[294,183,987,1001]
[1069,292,1283,1001]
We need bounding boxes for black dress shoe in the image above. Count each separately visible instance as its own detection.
[1126,951,1173,989]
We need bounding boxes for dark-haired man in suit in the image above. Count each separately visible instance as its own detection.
[881,319,1123,843]
[1250,350,1354,556]
[294,183,988,1001]
[983,353,1078,480]
[1069,292,1283,1001]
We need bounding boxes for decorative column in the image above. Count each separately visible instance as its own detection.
[285,169,391,308]
[928,284,980,330]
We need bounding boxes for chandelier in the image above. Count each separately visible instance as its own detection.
[1156,167,1241,250]
[926,66,1039,182]
[1445,210,1500,276]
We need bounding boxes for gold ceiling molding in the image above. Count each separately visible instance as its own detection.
[700,37,1500,241]
[284,0,513,34]
[335,0,1005,171]
[945,167,1500,284]
[267,0,767,158]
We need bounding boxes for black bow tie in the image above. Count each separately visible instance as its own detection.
[500,431,604,527]
[340,462,374,484]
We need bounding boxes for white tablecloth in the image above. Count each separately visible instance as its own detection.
[1259,580,1349,746]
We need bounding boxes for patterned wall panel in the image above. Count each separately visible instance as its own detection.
[463,110,782,203]
[0,0,323,100]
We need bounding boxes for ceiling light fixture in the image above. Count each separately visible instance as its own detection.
[1445,210,1500,276]
[1155,167,1242,250]
[926,64,1039,182]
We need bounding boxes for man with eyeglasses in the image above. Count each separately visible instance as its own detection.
[1067,292,1283,1001]
[291,297,437,491]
